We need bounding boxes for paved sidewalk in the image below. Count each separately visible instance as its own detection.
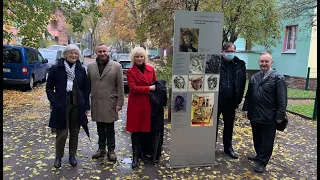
[3,85,317,179]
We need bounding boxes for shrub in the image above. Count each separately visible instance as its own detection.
[154,56,173,88]
[154,56,173,119]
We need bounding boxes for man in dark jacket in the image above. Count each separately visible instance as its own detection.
[242,52,287,173]
[216,42,246,159]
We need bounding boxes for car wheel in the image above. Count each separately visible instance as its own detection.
[26,75,34,90]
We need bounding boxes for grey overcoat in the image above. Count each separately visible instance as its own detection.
[87,60,124,123]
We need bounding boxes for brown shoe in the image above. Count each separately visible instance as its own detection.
[92,149,106,159]
[107,150,117,161]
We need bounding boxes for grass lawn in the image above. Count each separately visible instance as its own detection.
[287,88,316,98]
[244,80,316,98]
[287,104,315,118]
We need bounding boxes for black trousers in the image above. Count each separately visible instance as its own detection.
[138,132,152,156]
[216,100,236,148]
[56,94,80,158]
[251,121,276,165]
[96,122,115,151]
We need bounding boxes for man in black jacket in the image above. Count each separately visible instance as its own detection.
[242,52,287,173]
[216,42,246,159]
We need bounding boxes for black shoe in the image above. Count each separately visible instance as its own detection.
[254,164,266,173]
[152,159,159,165]
[132,156,139,169]
[107,150,117,162]
[224,147,239,159]
[92,149,106,159]
[69,155,77,166]
[248,156,258,161]
[54,158,61,168]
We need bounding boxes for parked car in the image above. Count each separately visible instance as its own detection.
[3,45,49,90]
[48,45,66,51]
[82,48,91,58]
[48,45,84,64]
[111,53,119,62]
[38,48,62,69]
[150,55,160,60]
[110,51,115,58]
[117,54,130,62]
[118,59,132,92]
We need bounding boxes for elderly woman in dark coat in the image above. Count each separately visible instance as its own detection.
[46,44,90,168]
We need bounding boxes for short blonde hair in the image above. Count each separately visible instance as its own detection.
[62,44,80,59]
[130,47,148,64]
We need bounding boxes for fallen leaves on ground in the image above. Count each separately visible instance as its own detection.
[3,84,317,179]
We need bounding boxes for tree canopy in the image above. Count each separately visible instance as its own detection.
[3,0,55,48]
[4,0,286,51]
[201,0,282,49]
[279,0,317,28]
[131,0,282,50]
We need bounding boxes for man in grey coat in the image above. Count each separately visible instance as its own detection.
[243,52,287,173]
[87,44,124,161]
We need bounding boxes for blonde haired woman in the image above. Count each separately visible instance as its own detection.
[126,47,156,168]
[46,44,90,168]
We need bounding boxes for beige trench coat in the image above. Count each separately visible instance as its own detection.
[87,60,124,123]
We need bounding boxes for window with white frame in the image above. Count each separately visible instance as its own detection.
[284,25,298,52]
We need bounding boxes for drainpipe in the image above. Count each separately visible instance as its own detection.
[305,67,310,90]
[312,88,317,120]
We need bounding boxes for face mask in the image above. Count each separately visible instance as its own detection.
[223,53,234,61]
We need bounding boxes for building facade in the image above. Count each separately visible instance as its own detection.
[3,9,68,46]
[233,9,317,90]
[47,9,68,45]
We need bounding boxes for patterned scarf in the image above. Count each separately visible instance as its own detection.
[64,60,76,92]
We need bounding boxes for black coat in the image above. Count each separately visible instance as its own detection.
[218,56,246,108]
[150,80,168,131]
[144,80,167,161]
[242,70,287,125]
[46,58,90,129]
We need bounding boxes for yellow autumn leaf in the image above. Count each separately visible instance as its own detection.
[90,176,100,179]
[3,166,12,171]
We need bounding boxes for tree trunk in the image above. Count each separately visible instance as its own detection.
[222,29,229,46]
[158,48,165,57]
[165,46,173,56]
[230,31,238,43]
[194,0,199,11]
[90,33,94,55]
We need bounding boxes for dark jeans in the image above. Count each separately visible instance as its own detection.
[216,100,236,149]
[96,122,115,151]
[251,121,276,165]
[56,94,80,158]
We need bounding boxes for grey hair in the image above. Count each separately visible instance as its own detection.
[62,44,81,59]
[260,52,273,61]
